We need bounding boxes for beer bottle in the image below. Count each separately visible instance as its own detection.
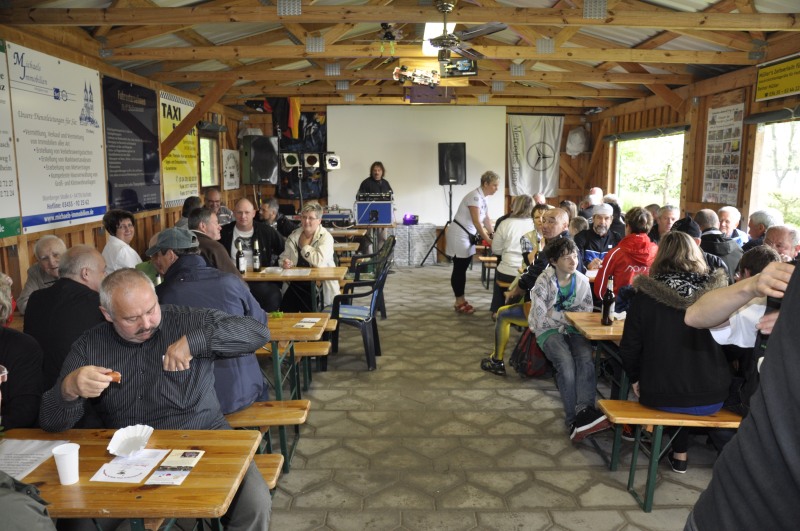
[601,275,616,326]
[236,240,247,275]
[252,239,261,271]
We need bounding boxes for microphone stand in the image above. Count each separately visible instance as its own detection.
[419,183,453,267]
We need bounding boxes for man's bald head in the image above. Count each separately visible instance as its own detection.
[693,209,719,232]
[233,198,256,231]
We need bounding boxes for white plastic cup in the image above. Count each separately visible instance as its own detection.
[52,443,80,485]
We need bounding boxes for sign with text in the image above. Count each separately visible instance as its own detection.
[702,102,744,204]
[0,41,21,238]
[159,91,198,207]
[7,42,106,234]
[103,77,161,212]
[222,148,240,190]
[756,55,800,102]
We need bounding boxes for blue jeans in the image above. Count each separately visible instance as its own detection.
[542,332,596,427]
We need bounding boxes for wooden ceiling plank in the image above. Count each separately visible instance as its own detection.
[4,7,798,31]
[618,62,684,112]
[160,79,235,158]
[109,44,757,64]
[25,26,102,57]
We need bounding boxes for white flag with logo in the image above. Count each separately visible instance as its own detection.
[507,115,564,197]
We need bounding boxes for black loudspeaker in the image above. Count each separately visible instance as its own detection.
[241,135,279,184]
[438,142,466,185]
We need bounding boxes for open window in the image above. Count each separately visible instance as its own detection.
[613,132,685,212]
[750,120,800,225]
[199,135,220,188]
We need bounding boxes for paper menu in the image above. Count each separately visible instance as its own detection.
[293,317,321,329]
[90,449,169,483]
[0,439,68,480]
[145,449,205,486]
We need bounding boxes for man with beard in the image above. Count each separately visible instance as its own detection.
[574,203,623,270]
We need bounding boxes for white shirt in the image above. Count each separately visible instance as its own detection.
[710,296,766,349]
[102,235,142,274]
[446,187,488,258]
[492,217,535,277]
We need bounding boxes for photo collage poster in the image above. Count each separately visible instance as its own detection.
[702,102,744,204]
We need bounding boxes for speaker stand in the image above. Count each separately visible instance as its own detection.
[419,184,453,267]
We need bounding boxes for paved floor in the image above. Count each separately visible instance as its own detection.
[270,265,718,530]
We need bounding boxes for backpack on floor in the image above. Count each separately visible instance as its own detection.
[508,328,550,378]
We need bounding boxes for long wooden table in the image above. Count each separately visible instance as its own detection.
[328,228,367,239]
[264,312,329,471]
[565,311,629,470]
[6,428,260,529]
[244,266,347,311]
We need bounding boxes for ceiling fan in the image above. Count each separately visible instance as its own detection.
[428,0,507,63]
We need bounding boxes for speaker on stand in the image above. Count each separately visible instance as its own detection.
[240,135,279,185]
[421,142,468,266]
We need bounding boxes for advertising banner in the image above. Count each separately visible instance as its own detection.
[159,91,198,207]
[0,41,21,238]
[7,42,106,233]
[507,114,564,198]
[103,77,161,212]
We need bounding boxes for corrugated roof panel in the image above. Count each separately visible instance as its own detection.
[658,35,734,52]
[192,23,285,45]
[580,26,662,48]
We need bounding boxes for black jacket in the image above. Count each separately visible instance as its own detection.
[24,278,105,390]
[619,269,731,408]
[219,221,285,267]
[701,231,742,282]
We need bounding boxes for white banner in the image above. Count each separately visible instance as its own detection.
[507,114,564,197]
[222,149,240,190]
[0,41,22,238]
[8,42,106,234]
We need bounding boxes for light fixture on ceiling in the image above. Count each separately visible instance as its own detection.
[536,37,554,54]
[335,80,350,91]
[277,0,301,16]
[492,81,505,92]
[422,21,456,56]
[583,0,607,20]
[510,63,525,77]
[344,94,356,102]
[306,36,325,53]
[477,94,490,103]
[325,63,341,76]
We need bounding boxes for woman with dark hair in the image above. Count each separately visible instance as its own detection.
[445,171,499,314]
[102,209,142,273]
[619,231,730,473]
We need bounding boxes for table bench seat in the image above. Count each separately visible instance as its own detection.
[225,399,311,430]
[254,453,284,490]
[598,399,742,512]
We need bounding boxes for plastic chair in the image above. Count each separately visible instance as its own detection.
[345,236,395,319]
[330,266,390,370]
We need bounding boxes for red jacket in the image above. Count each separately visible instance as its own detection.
[594,233,658,298]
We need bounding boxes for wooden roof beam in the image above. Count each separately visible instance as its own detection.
[110,44,758,64]
[4,7,798,31]
[156,68,692,85]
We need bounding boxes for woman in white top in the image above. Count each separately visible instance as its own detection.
[101,209,142,274]
[279,202,337,311]
[490,195,534,315]
[445,171,499,314]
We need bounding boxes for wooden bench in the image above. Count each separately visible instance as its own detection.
[225,399,311,473]
[254,453,284,490]
[478,255,498,289]
[257,341,332,392]
[598,399,742,512]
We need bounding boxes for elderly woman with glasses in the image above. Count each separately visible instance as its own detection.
[17,234,67,314]
[279,202,338,311]
[102,209,142,274]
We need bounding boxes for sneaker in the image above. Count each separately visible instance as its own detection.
[668,452,688,474]
[571,407,612,442]
[480,357,505,376]
[621,424,636,442]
